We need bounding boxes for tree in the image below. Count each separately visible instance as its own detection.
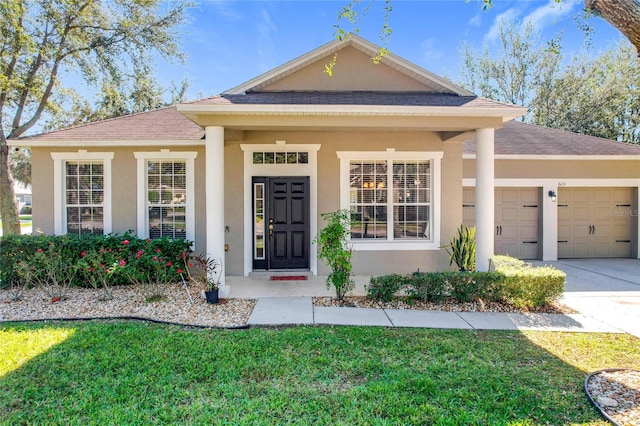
[335,0,640,56]
[0,0,186,235]
[533,41,640,144]
[460,20,562,119]
[9,147,30,187]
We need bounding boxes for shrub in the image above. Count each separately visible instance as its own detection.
[315,210,354,300]
[448,272,503,302]
[494,261,566,309]
[366,274,407,302]
[0,233,192,300]
[405,272,449,302]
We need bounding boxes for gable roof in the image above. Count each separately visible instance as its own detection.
[224,35,474,96]
[15,106,205,145]
[464,121,640,158]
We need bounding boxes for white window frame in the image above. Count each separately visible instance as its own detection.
[134,150,197,241]
[337,149,443,251]
[51,151,114,235]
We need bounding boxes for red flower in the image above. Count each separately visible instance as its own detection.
[80,251,86,257]
[177,269,183,274]
[153,256,158,261]
[123,239,129,245]
[119,260,126,267]
[189,263,193,268]
[166,261,172,267]
[37,248,43,253]
[89,266,94,272]
[146,238,151,243]
[157,249,161,253]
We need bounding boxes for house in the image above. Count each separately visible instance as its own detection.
[13,35,640,294]
[14,183,32,214]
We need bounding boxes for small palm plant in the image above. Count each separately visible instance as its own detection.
[442,224,476,272]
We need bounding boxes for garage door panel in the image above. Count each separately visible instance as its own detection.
[558,187,632,258]
[463,187,539,260]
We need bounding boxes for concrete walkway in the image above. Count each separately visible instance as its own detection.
[240,259,640,337]
[246,296,624,333]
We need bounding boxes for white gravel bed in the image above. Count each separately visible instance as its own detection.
[312,295,576,314]
[586,369,640,426]
[1,284,256,328]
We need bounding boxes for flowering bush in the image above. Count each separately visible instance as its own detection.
[121,243,184,301]
[1,232,192,302]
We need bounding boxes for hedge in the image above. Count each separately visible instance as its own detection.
[0,232,192,290]
[367,255,566,308]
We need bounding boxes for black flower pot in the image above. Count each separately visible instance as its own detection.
[205,289,219,304]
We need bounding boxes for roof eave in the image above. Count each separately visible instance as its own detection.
[177,103,527,121]
[8,139,205,148]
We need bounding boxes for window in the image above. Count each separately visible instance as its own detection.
[51,152,113,236]
[147,160,187,239]
[134,151,197,241]
[65,161,105,236]
[338,150,442,251]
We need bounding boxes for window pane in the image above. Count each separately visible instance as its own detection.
[393,160,431,240]
[349,160,387,239]
[147,160,188,239]
[65,160,105,236]
[253,152,264,164]
[298,152,308,164]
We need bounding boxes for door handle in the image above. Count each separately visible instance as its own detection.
[268,219,274,238]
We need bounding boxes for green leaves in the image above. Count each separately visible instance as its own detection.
[315,209,354,300]
[441,224,476,272]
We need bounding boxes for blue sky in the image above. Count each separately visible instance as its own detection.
[160,0,625,100]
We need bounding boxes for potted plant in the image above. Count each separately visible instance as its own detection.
[183,252,221,303]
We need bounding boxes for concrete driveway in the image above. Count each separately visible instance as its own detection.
[532,258,640,338]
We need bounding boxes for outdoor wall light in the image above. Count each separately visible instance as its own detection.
[548,190,557,202]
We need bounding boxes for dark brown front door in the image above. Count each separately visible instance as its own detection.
[253,177,310,270]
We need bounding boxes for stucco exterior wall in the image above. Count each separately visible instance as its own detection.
[464,159,640,179]
[227,130,460,276]
[260,46,433,93]
[31,145,207,252]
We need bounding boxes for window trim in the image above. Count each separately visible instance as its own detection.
[134,150,197,241]
[51,151,114,235]
[337,149,443,251]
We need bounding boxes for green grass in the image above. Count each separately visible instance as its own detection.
[1,322,638,425]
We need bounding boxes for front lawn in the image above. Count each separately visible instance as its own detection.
[1,322,638,424]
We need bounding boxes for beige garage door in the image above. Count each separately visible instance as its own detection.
[558,187,632,258]
[463,187,540,260]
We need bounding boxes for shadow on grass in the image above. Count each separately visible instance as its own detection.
[1,320,638,424]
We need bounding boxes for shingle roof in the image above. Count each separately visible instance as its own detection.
[464,121,640,156]
[20,106,205,141]
[184,91,509,109]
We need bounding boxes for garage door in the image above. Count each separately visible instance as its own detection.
[558,187,632,258]
[463,187,540,260]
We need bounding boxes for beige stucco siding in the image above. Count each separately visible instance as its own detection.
[464,159,640,179]
[31,146,207,251]
[31,147,54,234]
[260,46,434,93]
[228,130,460,275]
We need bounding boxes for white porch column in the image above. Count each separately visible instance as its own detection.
[542,184,558,261]
[205,126,227,291]
[475,128,495,271]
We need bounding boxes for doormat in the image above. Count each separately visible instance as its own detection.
[270,275,308,281]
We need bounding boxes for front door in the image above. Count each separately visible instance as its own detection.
[252,177,310,270]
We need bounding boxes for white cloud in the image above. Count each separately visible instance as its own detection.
[523,0,581,29]
[256,8,278,71]
[484,7,520,44]
[420,38,443,63]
